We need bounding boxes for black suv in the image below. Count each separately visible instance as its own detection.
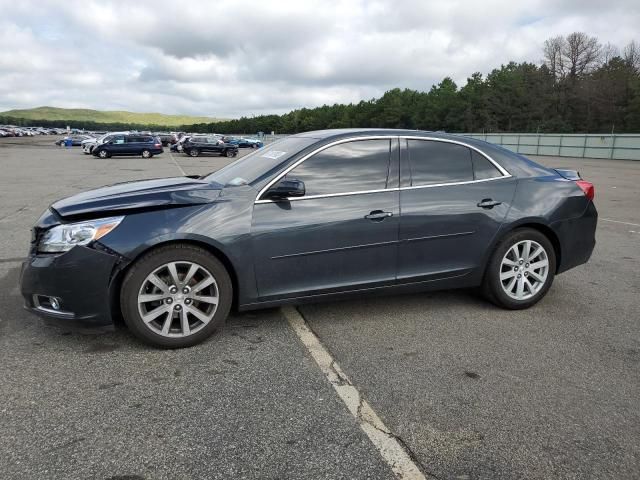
[182,136,238,157]
[93,134,164,159]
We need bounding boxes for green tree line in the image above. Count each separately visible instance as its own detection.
[3,33,639,135]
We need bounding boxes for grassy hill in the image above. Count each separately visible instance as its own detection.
[0,106,220,127]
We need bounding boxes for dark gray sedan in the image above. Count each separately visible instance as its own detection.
[21,129,596,348]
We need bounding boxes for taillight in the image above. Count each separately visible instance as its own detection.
[576,180,594,201]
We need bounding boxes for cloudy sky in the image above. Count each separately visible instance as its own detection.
[1,0,638,118]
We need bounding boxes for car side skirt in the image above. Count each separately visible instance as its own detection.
[237,270,477,311]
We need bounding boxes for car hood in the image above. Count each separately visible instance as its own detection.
[51,176,223,220]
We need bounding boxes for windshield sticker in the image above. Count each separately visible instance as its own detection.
[262,150,287,160]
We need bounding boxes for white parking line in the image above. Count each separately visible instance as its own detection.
[282,306,428,480]
[601,218,640,227]
[168,150,186,176]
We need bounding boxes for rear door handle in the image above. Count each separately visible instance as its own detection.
[477,199,502,209]
[365,210,393,221]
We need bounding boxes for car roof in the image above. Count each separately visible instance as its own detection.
[289,128,553,178]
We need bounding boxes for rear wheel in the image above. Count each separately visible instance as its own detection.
[189,148,199,157]
[120,244,232,348]
[225,149,236,158]
[482,228,556,309]
[141,149,152,158]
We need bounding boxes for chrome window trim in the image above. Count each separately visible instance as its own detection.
[398,175,508,192]
[401,135,511,178]
[255,187,395,204]
[254,135,512,204]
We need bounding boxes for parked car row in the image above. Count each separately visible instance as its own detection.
[1,125,66,137]
[12,125,265,159]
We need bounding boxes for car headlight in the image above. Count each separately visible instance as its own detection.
[38,216,124,253]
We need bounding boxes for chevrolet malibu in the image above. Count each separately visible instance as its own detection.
[20,129,597,348]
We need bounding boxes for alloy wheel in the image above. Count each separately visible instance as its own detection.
[137,261,219,338]
[499,240,549,300]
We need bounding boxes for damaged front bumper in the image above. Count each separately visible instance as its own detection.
[20,245,124,331]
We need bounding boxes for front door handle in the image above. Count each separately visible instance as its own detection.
[477,199,502,209]
[365,210,393,221]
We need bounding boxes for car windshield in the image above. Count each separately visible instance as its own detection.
[205,137,316,186]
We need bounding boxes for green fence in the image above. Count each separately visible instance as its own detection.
[461,133,640,160]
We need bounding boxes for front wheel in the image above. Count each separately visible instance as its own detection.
[189,148,199,157]
[120,244,233,348]
[97,149,110,159]
[482,228,556,309]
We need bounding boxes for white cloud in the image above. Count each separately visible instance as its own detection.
[0,0,638,118]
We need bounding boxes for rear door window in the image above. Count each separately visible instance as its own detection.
[285,139,391,197]
[406,140,473,186]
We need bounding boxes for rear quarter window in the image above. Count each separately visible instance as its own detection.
[471,150,502,180]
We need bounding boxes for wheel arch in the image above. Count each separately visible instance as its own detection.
[509,222,561,272]
[109,238,241,323]
[487,221,562,276]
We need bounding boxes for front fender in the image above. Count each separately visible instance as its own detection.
[99,195,258,305]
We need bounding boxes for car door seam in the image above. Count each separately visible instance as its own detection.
[270,239,399,260]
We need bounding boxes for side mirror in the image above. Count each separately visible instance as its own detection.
[265,178,305,200]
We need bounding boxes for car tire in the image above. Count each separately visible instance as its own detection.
[482,228,556,310]
[120,244,232,348]
[98,149,110,159]
[225,149,235,158]
[189,149,199,157]
[141,149,152,158]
